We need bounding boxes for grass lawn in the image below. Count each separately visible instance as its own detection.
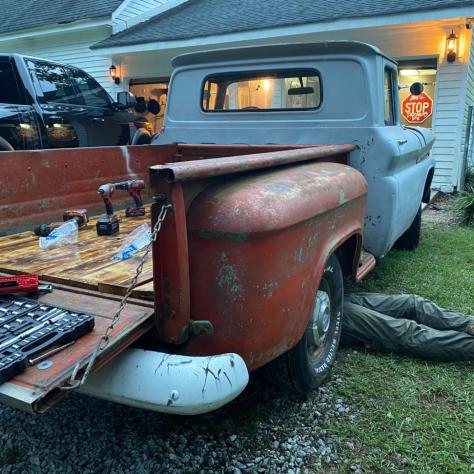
[326,222,474,473]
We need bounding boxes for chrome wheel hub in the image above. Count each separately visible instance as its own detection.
[306,290,331,347]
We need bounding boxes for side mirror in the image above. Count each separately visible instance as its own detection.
[117,91,137,108]
[410,82,424,96]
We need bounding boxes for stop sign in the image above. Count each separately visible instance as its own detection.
[401,92,433,124]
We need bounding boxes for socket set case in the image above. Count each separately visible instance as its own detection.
[0,295,95,384]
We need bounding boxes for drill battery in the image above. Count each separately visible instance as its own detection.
[0,295,95,385]
[96,214,120,236]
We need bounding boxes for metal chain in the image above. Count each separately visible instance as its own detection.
[63,203,172,390]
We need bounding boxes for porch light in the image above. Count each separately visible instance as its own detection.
[109,64,121,85]
[446,30,458,63]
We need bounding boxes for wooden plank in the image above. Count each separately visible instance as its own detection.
[131,280,154,300]
[0,207,154,296]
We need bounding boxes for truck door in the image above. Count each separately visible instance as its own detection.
[66,67,129,146]
[25,58,84,147]
[0,58,42,150]
[382,65,431,235]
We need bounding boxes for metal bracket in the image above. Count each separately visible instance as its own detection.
[182,320,214,339]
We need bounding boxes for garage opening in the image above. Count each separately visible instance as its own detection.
[129,78,169,135]
[398,59,437,129]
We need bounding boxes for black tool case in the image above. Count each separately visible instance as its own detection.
[0,296,94,384]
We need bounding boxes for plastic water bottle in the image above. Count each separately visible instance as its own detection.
[112,224,151,261]
[39,220,79,250]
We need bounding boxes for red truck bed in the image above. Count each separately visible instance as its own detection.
[0,143,366,412]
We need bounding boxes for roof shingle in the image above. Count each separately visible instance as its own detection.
[0,0,123,35]
[92,0,474,49]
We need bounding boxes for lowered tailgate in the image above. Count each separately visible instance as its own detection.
[0,284,154,413]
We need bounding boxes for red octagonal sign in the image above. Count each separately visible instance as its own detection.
[401,92,433,124]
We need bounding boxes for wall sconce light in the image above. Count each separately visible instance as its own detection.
[446,30,458,63]
[109,64,121,85]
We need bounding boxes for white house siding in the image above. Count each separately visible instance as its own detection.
[431,61,466,191]
[461,29,474,172]
[0,27,117,95]
[112,0,176,33]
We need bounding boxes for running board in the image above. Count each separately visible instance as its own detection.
[356,250,376,281]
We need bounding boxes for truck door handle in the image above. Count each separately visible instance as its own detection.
[397,139,407,145]
[92,117,105,122]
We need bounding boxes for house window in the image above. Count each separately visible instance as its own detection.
[202,69,321,112]
[384,68,396,126]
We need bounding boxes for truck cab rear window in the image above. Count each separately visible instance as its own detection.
[202,70,321,112]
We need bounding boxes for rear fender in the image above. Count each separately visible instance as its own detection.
[181,161,367,370]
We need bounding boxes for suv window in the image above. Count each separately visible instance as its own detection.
[0,61,22,104]
[68,68,110,107]
[26,59,76,104]
[384,68,396,125]
[202,69,321,112]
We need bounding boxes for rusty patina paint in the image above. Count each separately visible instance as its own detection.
[152,183,191,344]
[0,144,177,234]
[182,161,366,370]
[150,144,355,184]
[150,146,367,371]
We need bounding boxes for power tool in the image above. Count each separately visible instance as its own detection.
[114,180,146,217]
[0,275,53,295]
[96,183,120,235]
[33,209,89,237]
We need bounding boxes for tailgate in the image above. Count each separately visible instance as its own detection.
[0,284,154,413]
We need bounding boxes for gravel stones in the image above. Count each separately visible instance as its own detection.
[0,365,354,473]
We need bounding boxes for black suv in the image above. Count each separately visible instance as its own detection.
[0,54,150,151]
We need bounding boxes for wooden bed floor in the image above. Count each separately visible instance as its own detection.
[0,208,154,299]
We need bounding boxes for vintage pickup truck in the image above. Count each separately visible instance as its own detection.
[0,41,435,415]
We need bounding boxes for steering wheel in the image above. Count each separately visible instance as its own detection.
[241,106,260,110]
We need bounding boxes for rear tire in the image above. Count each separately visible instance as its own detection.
[131,128,152,145]
[0,137,14,151]
[394,206,421,250]
[286,254,344,394]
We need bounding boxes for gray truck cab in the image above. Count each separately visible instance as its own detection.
[155,41,435,257]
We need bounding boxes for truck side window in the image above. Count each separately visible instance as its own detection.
[384,68,396,125]
[26,60,76,104]
[0,61,22,104]
[202,69,321,112]
[68,68,111,108]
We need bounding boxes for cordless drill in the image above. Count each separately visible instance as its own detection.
[96,184,120,236]
[114,180,146,217]
[34,209,89,237]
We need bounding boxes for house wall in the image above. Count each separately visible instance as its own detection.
[461,29,474,173]
[0,27,117,94]
[112,0,183,33]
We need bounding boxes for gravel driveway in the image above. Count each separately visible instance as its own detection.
[0,363,354,473]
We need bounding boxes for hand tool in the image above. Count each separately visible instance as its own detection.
[0,275,53,296]
[96,183,120,235]
[0,275,39,295]
[114,180,146,217]
[33,209,89,237]
[0,311,68,352]
[28,340,75,366]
